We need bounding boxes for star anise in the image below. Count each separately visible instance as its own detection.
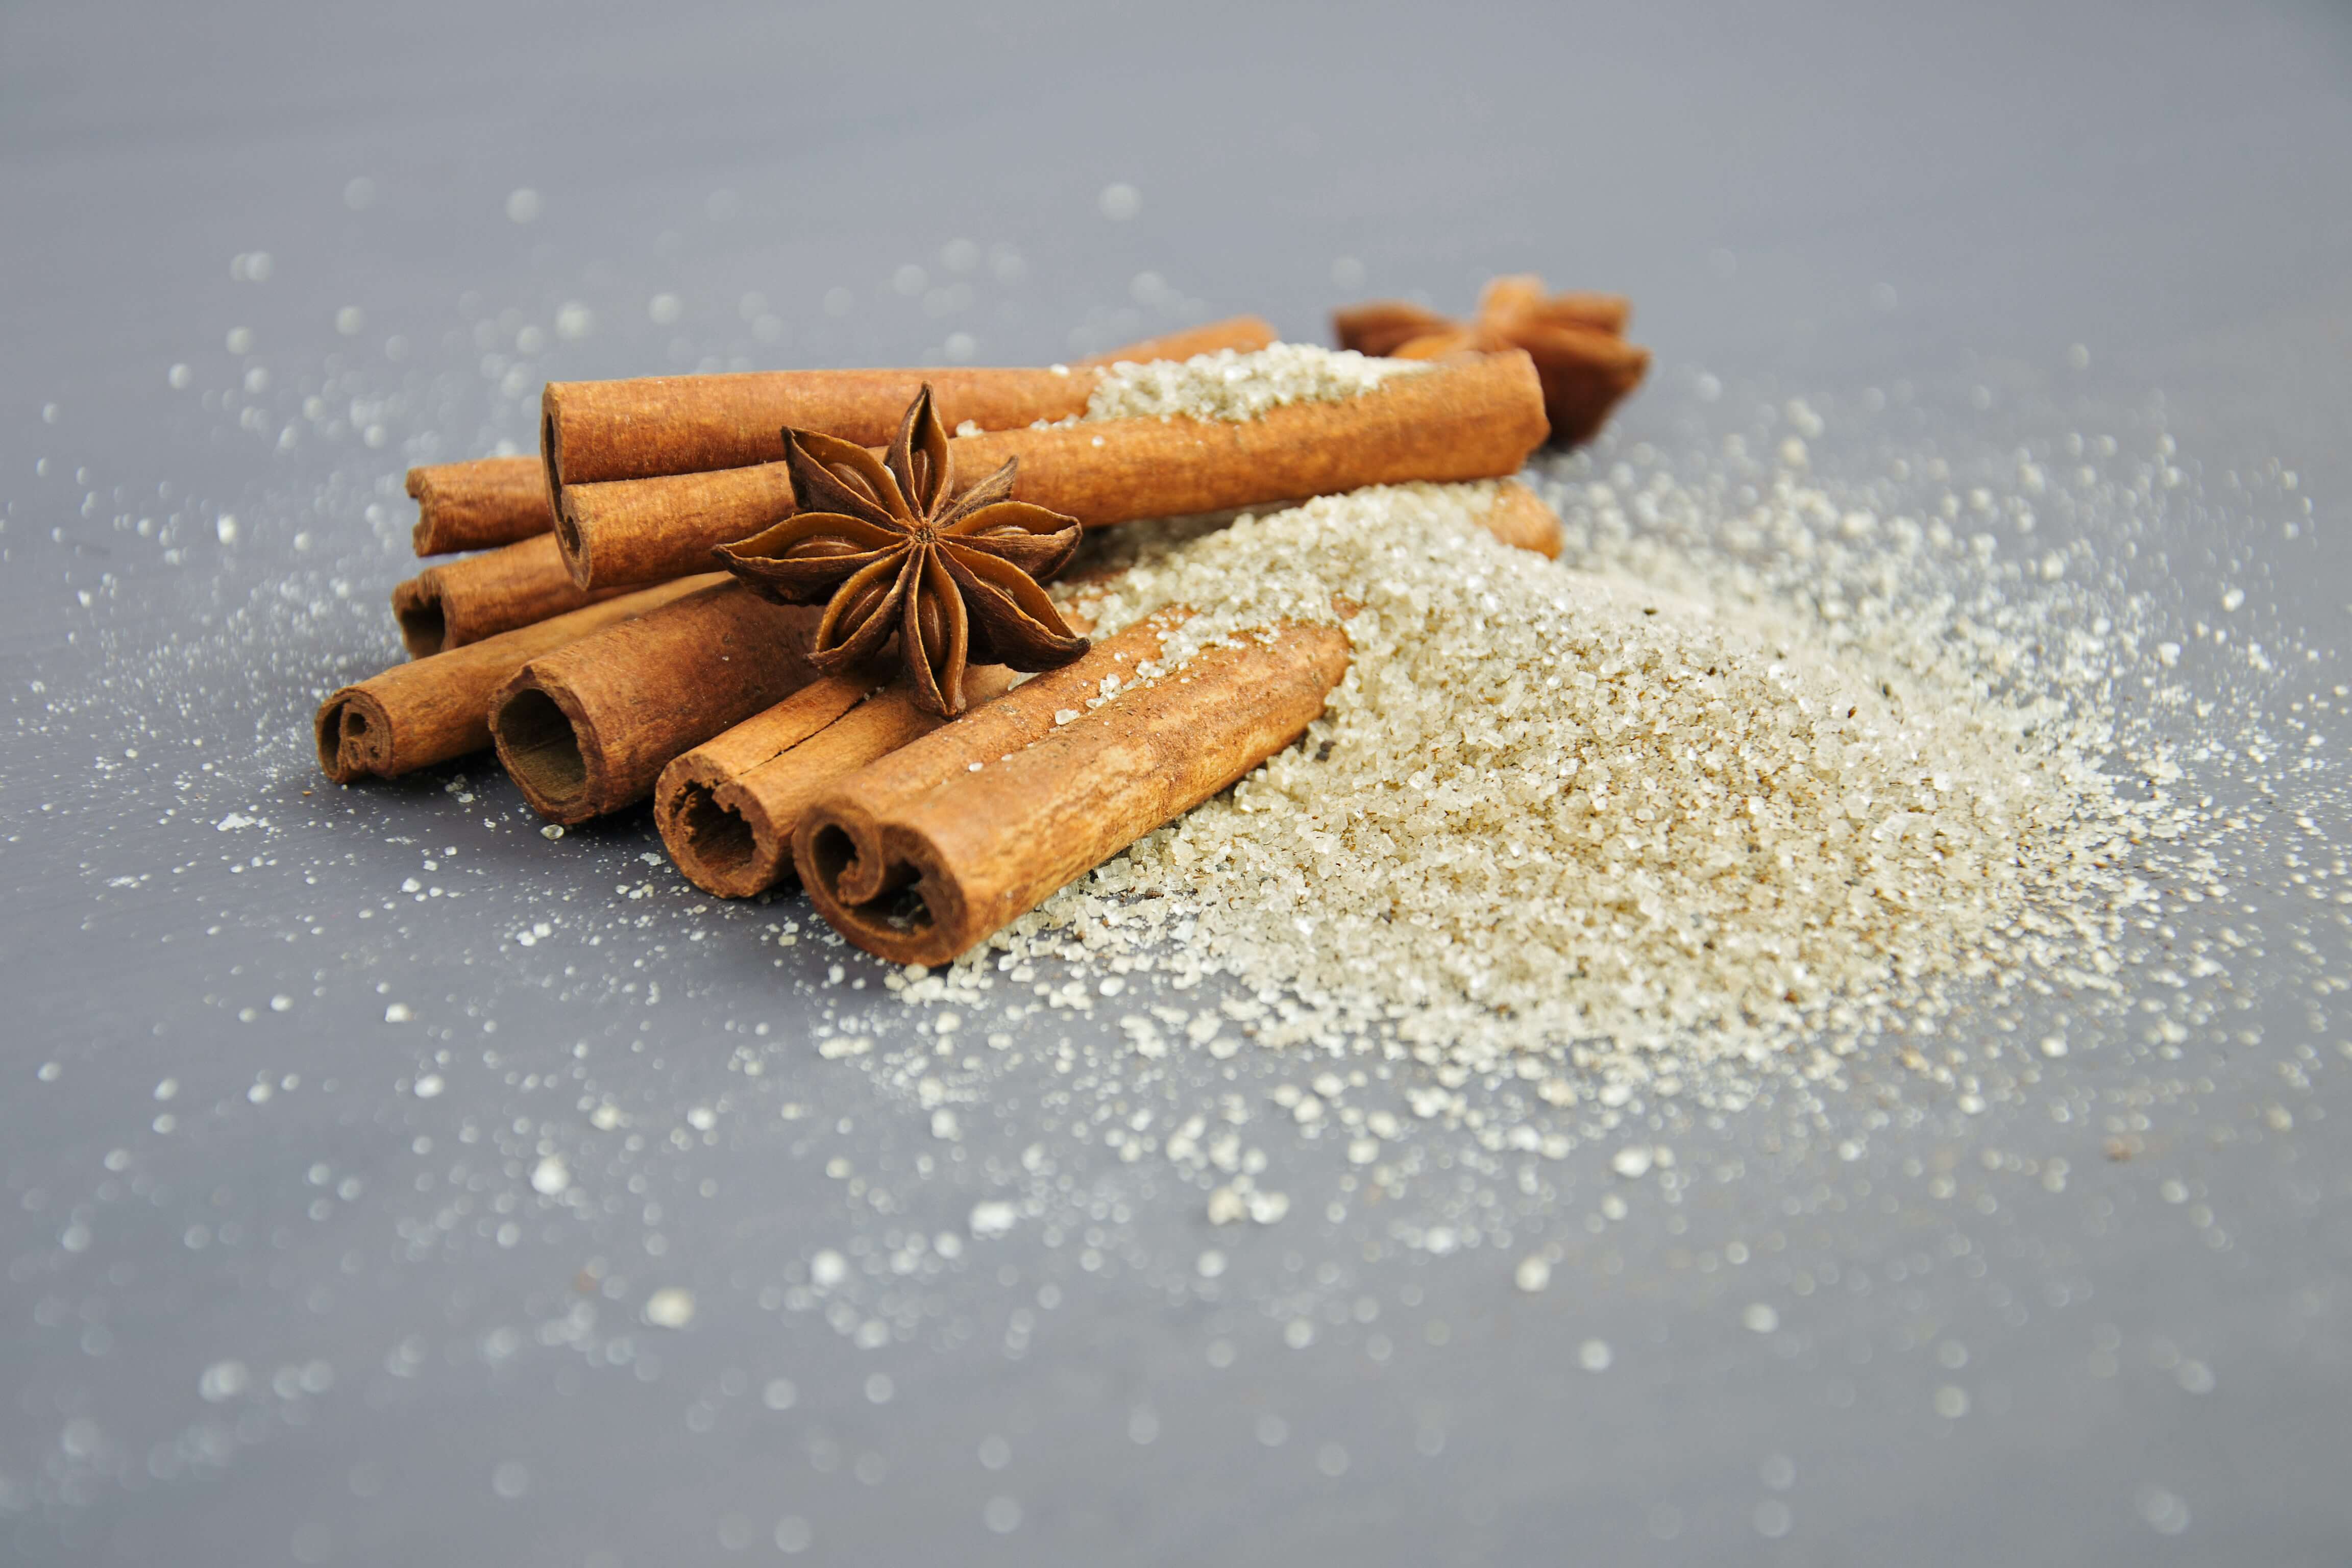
[1333,274,1650,447]
[714,384,1088,715]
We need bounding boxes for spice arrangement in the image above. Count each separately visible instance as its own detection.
[320,287,1650,968]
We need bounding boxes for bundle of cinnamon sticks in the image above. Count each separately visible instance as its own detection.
[325,285,1645,966]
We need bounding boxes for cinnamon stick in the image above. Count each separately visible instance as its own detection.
[795,614,1347,966]
[559,351,1549,590]
[391,533,624,656]
[407,456,552,556]
[542,314,1278,493]
[558,462,799,591]
[488,583,823,824]
[315,575,716,785]
[654,664,1021,898]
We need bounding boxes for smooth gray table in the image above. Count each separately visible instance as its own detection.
[5,2,2349,1562]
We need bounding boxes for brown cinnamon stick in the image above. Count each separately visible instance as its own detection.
[407,456,552,556]
[654,664,1021,898]
[558,462,799,591]
[559,351,1548,590]
[542,314,1278,493]
[315,575,716,785]
[488,583,823,824]
[794,614,1348,965]
[391,533,625,656]
[954,351,1547,520]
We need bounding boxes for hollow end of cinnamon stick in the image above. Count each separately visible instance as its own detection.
[390,578,448,657]
[655,714,815,899]
[491,682,601,822]
[798,813,954,958]
[669,776,764,889]
[315,689,394,785]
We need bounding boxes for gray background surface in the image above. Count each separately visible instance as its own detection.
[4,2,2350,1563]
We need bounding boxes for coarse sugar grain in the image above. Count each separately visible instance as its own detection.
[1079,343,1424,424]
[925,476,2184,1087]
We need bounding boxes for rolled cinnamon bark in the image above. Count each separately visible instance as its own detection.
[560,351,1549,590]
[407,456,552,556]
[542,314,1278,493]
[654,664,1021,898]
[315,575,716,786]
[488,583,823,824]
[794,615,1347,966]
[558,461,799,593]
[391,533,624,657]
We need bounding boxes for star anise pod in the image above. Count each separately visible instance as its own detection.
[714,384,1088,715]
[1333,274,1650,447]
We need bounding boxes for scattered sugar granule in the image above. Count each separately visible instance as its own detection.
[643,1287,696,1329]
[1083,344,1425,424]
[969,1199,1019,1238]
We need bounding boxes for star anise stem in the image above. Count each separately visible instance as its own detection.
[712,384,1088,715]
